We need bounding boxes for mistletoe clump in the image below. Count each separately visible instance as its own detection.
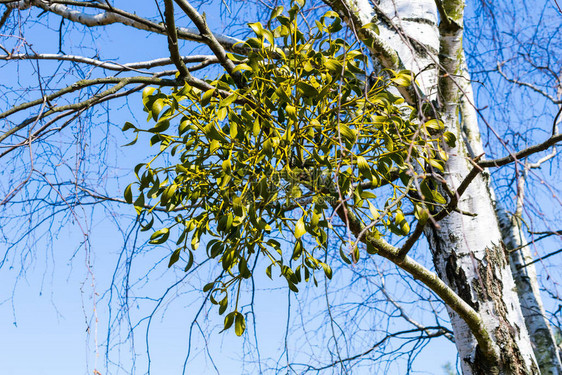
[123,3,454,335]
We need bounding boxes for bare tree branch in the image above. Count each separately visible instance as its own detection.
[0,53,219,72]
[1,0,246,53]
[517,248,562,270]
[173,0,243,87]
[529,229,562,237]
[296,326,454,371]
[331,201,499,364]
[162,0,190,79]
[78,186,199,212]
[0,76,186,144]
[0,81,149,158]
[1,76,175,122]
[479,133,562,168]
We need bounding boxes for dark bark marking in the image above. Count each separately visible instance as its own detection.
[478,246,539,375]
[445,250,480,310]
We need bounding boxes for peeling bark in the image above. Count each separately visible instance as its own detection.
[425,163,538,374]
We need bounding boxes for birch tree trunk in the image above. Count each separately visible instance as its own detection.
[341,0,542,373]
[429,6,537,368]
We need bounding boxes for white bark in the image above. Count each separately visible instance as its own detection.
[375,0,440,98]
[497,206,562,374]
[4,0,30,10]
[370,0,540,373]
[426,119,538,374]
[429,9,538,370]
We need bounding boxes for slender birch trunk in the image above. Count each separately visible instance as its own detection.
[497,204,562,374]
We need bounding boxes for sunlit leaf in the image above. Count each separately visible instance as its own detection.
[168,249,181,268]
[235,313,246,336]
[295,216,306,238]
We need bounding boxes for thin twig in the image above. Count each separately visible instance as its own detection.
[517,248,562,270]
[497,62,561,104]
[330,200,498,363]
[12,0,247,54]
